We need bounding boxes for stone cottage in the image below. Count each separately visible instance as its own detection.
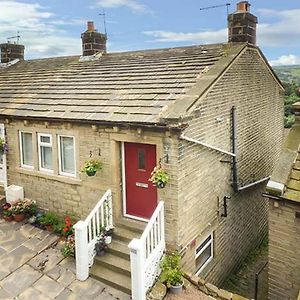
[0,1,284,297]
[265,102,300,300]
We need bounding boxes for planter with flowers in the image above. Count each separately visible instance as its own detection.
[0,137,8,155]
[149,166,169,189]
[103,225,114,244]
[95,235,108,256]
[81,159,102,176]
[61,234,75,258]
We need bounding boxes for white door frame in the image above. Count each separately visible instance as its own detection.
[0,124,7,190]
[121,142,149,223]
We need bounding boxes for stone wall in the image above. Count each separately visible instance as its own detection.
[268,198,300,300]
[177,47,284,284]
[2,119,179,245]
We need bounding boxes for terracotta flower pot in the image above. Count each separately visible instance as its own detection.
[13,213,25,222]
[4,215,13,222]
[46,224,53,232]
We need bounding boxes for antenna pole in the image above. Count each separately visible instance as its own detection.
[200,3,231,15]
[99,10,107,36]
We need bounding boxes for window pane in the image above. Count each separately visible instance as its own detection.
[21,132,33,166]
[40,135,50,143]
[196,245,212,271]
[41,146,52,170]
[60,136,75,174]
[138,149,145,170]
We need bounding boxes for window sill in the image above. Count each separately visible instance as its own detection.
[17,168,82,185]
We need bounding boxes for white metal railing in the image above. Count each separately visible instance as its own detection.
[74,189,113,281]
[129,201,165,300]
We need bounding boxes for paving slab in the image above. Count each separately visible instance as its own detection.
[33,275,65,299]
[0,264,42,297]
[18,286,52,300]
[0,218,131,300]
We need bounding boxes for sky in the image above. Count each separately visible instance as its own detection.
[0,0,299,66]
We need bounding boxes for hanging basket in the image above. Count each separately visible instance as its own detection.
[156,181,166,189]
[86,170,97,177]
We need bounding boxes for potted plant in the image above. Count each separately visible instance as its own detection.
[81,159,102,176]
[149,166,169,188]
[2,209,13,222]
[0,137,8,155]
[10,200,26,222]
[39,211,61,232]
[95,235,108,256]
[103,225,114,244]
[160,251,184,294]
[61,234,75,258]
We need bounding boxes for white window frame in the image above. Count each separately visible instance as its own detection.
[195,233,214,275]
[19,131,34,169]
[58,135,76,177]
[38,133,53,173]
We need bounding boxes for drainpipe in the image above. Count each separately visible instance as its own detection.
[231,106,239,192]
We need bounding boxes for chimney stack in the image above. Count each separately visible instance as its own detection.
[81,21,107,56]
[0,42,25,63]
[228,1,258,45]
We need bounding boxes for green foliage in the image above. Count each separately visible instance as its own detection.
[160,251,183,287]
[3,210,12,217]
[282,81,300,128]
[39,211,61,226]
[81,159,102,175]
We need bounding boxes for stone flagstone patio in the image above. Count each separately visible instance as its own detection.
[0,218,131,300]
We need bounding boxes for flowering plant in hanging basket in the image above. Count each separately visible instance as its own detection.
[0,138,8,155]
[149,166,169,189]
[81,159,102,176]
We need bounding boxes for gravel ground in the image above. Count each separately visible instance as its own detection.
[165,285,215,300]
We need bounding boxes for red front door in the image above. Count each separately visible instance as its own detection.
[123,142,157,220]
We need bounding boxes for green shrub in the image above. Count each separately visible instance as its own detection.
[39,212,61,226]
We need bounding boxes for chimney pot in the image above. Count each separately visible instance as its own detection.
[87,21,95,32]
[236,1,250,12]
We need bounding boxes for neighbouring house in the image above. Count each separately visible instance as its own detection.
[0,1,284,299]
[265,102,300,300]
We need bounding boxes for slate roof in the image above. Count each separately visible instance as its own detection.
[284,147,300,203]
[0,43,246,125]
[267,103,300,203]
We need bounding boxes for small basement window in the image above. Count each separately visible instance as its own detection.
[195,233,214,275]
[38,133,53,172]
[58,135,75,176]
[19,131,33,168]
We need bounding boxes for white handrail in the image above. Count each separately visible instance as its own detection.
[74,189,113,281]
[129,201,165,300]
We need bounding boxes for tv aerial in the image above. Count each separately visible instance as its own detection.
[99,10,107,36]
[200,3,231,15]
[7,31,21,44]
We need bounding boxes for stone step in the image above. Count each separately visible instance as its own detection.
[90,264,131,295]
[107,239,130,260]
[115,218,146,234]
[94,253,131,276]
[113,226,141,243]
